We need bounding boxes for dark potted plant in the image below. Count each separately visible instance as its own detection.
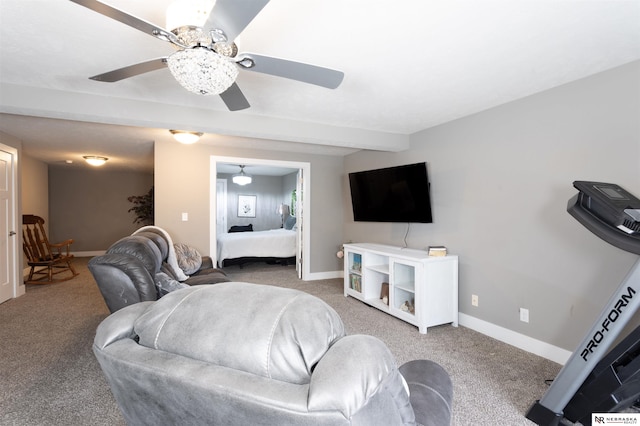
[128,187,154,225]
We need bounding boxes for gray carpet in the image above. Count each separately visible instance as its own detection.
[0,258,561,425]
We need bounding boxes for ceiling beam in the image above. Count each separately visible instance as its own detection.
[0,83,409,152]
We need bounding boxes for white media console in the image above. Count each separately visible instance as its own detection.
[343,243,458,334]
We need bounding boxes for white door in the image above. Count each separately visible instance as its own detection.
[296,169,303,279]
[0,148,16,303]
[216,179,227,237]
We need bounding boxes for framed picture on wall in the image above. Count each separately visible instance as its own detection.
[238,195,257,217]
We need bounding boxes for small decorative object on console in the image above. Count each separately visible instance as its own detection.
[400,300,415,314]
[428,245,447,257]
[380,282,390,305]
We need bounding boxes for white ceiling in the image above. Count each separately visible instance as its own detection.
[1,0,639,172]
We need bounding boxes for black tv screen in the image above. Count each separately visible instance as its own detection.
[348,163,433,223]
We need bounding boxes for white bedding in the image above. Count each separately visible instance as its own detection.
[217,229,297,266]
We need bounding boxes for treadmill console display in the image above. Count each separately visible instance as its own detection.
[568,181,640,255]
[595,185,630,200]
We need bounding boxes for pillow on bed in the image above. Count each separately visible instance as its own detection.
[284,216,297,230]
[174,243,203,275]
[229,224,253,233]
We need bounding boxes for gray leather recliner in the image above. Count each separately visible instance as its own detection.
[93,282,453,426]
[88,228,230,313]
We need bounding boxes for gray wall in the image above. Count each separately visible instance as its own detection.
[21,154,49,229]
[218,172,295,231]
[48,167,153,251]
[343,61,640,351]
[282,171,298,215]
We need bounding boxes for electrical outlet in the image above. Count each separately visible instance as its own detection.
[520,308,529,323]
[471,294,479,307]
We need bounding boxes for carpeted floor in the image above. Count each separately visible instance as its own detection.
[0,258,124,425]
[0,257,561,425]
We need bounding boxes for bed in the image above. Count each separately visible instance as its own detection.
[216,228,297,267]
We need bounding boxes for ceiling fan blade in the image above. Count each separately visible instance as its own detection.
[237,53,344,89]
[204,0,270,42]
[90,58,168,82]
[69,0,177,44]
[219,83,250,111]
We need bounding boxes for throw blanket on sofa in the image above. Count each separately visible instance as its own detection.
[133,226,189,281]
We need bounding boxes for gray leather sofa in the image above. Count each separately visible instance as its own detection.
[88,228,230,313]
[93,282,453,426]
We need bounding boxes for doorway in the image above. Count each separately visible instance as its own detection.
[210,156,311,280]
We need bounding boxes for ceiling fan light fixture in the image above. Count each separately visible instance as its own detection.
[170,130,203,144]
[167,47,239,95]
[236,57,255,69]
[83,156,108,166]
[172,26,212,48]
[232,165,252,186]
[213,41,238,58]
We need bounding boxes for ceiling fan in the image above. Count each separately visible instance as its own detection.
[68,0,344,111]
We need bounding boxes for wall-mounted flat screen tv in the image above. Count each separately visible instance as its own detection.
[348,162,432,223]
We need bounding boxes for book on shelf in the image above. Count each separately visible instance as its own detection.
[350,274,362,292]
[351,254,362,272]
[428,245,447,257]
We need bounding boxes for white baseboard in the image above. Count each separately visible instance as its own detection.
[459,313,572,365]
[305,270,343,281]
[310,271,570,364]
[71,251,105,257]
[22,252,102,275]
[21,252,103,281]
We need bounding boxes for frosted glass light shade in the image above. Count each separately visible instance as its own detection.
[170,130,203,144]
[83,156,108,166]
[232,165,252,185]
[232,174,252,185]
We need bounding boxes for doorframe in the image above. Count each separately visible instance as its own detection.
[215,179,228,238]
[0,142,23,300]
[210,156,311,281]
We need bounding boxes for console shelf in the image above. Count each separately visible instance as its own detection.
[343,243,458,334]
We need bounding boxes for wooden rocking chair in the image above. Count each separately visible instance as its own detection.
[22,214,78,284]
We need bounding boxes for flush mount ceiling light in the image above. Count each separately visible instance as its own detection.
[83,156,108,166]
[170,130,204,144]
[232,165,252,186]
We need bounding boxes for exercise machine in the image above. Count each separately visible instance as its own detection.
[526,181,640,425]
